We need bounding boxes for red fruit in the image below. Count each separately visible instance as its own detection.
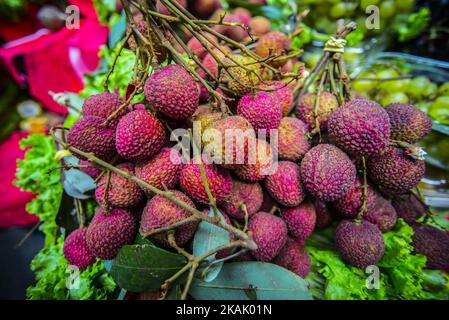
[274,238,311,278]
[63,228,95,269]
[281,201,316,243]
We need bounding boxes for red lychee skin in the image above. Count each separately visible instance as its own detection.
[332,178,377,219]
[367,146,425,194]
[202,46,231,77]
[63,228,95,269]
[314,199,334,229]
[235,139,274,182]
[250,16,271,36]
[301,144,356,202]
[255,31,291,67]
[281,201,316,243]
[82,92,126,127]
[221,180,263,219]
[190,0,222,19]
[115,110,166,162]
[156,0,186,16]
[296,92,338,131]
[140,190,198,247]
[144,64,200,120]
[86,208,137,260]
[328,99,391,156]
[79,160,101,179]
[273,237,311,278]
[362,196,397,232]
[237,91,282,135]
[248,212,287,261]
[391,193,426,224]
[335,220,385,269]
[412,224,449,271]
[260,81,293,116]
[260,188,278,213]
[135,147,184,197]
[180,162,233,205]
[95,163,144,210]
[187,34,218,59]
[67,116,116,161]
[384,103,432,143]
[223,13,249,41]
[264,161,306,207]
[232,7,252,26]
[277,117,311,162]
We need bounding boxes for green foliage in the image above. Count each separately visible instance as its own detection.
[93,0,121,26]
[395,8,431,42]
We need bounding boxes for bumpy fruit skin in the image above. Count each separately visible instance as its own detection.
[127,20,167,63]
[235,139,274,182]
[180,162,232,205]
[237,91,282,135]
[219,55,260,95]
[63,228,95,269]
[157,0,186,16]
[79,160,101,179]
[412,224,449,271]
[95,163,144,210]
[144,65,200,120]
[296,92,338,131]
[82,92,126,127]
[385,103,432,143]
[314,199,333,229]
[67,116,116,161]
[265,161,305,207]
[248,212,287,261]
[391,194,426,224]
[250,16,271,36]
[255,32,291,67]
[363,196,397,232]
[202,46,231,77]
[187,34,218,59]
[333,178,377,219]
[277,117,311,161]
[140,190,198,247]
[221,180,263,219]
[328,99,391,156]
[301,144,356,202]
[274,238,311,278]
[367,146,425,194]
[86,208,136,260]
[260,81,293,116]
[115,110,166,162]
[281,201,316,243]
[335,220,385,269]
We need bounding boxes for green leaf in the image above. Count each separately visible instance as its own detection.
[189,262,312,300]
[110,241,187,292]
[432,122,449,136]
[108,11,127,48]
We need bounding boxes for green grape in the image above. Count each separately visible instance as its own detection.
[407,76,431,99]
[330,3,347,18]
[361,0,380,10]
[380,0,396,19]
[438,82,449,96]
[395,0,414,13]
[379,92,409,105]
[423,82,438,98]
[429,97,449,124]
[416,101,431,114]
[376,69,400,79]
[379,79,410,94]
[352,72,377,94]
[302,52,321,68]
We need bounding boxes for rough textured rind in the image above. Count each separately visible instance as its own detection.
[260,81,294,116]
[82,92,126,127]
[237,91,282,134]
[367,146,425,194]
[328,99,391,156]
[221,180,263,219]
[95,163,144,210]
[281,201,316,243]
[144,64,200,120]
[115,110,166,162]
[79,160,101,179]
[219,55,260,95]
[63,228,95,269]
[335,220,385,269]
[296,92,338,131]
[86,208,136,260]
[135,147,183,197]
[67,116,116,161]
[180,162,232,205]
[277,117,311,161]
[187,34,218,59]
[412,224,449,271]
[385,103,432,143]
[300,144,356,202]
[235,139,274,182]
[362,196,397,232]
[333,178,377,219]
[391,193,426,224]
[126,20,167,63]
[140,190,198,247]
[250,16,271,36]
[248,212,287,261]
[264,161,305,207]
[273,237,311,278]
[255,31,291,67]
[202,46,231,77]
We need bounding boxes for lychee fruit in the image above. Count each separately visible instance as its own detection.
[260,81,294,116]
[274,237,311,278]
[328,99,391,156]
[219,55,261,95]
[384,103,432,143]
[115,109,166,162]
[300,144,356,202]
[221,180,263,219]
[281,201,316,243]
[296,92,339,131]
[79,160,102,179]
[86,208,137,260]
[156,0,186,16]
[367,146,425,194]
[189,0,222,19]
[264,161,305,207]
[412,224,449,271]
[255,31,291,67]
[250,16,271,36]
[187,34,218,59]
[235,139,274,182]
[332,178,377,219]
[67,116,116,161]
[248,212,287,261]
[126,19,167,64]
[335,220,385,269]
[391,193,426,224]
[140,190,198,247]
[63,228,95,269]
[144,64,200,120]
[202,46,231,78]
[277,117,311,161]
[82,92,126,127]
[362,196,397,232]
[314,199,334,229]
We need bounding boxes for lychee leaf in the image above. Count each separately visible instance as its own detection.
[189,262,312,300]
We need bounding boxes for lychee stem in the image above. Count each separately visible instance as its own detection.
[240,203,249,232]
[168,232,193,260]
[356,156,368,223]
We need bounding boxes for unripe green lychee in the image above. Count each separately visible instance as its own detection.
[219,55,261,96]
